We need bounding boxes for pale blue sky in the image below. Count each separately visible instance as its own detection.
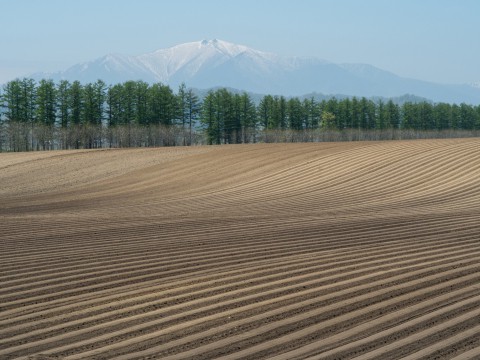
[1,0,479,84]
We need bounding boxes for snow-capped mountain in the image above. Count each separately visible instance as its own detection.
[31,39,480,104]
[34,39,290,87]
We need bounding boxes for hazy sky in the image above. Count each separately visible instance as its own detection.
[1,0,479,85]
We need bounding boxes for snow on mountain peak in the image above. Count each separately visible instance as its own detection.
[198,39,248,57]
[200,39,221,46]
[27,39,480,104]
[133,39,257,81]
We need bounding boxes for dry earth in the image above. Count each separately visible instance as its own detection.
[1,139,480,359]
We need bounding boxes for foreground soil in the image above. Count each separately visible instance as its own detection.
[1,139,479,360]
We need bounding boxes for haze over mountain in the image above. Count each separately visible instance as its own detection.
[31,39,480,104]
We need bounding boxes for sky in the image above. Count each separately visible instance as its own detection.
[1,0,479,85]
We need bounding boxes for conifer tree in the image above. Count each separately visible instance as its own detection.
[386,100,401,129]
[258,95,274,129]
[148,83,176,126]
[57,80,71,128]
[287,98,304,130]
[106,83,124,127]
[201,90,219,145]
[135,81,149,125]
[21,78,37,126]
[186,88,200,145]
[69,81,83,126]
[36,79,57,126]
[239,92,256,143]
[2,79,23,122]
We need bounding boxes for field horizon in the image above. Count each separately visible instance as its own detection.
[1,139,480,359]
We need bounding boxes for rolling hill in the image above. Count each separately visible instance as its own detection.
[1,139,480,359]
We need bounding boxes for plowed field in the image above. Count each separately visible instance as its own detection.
[1,139,480,359]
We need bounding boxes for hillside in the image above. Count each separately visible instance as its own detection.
[1,139,480,359]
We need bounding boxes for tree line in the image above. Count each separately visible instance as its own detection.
[1,78,479,151]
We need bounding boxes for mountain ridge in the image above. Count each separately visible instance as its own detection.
[29,39,480,104]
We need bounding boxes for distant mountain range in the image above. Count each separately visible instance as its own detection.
[31,39,480,104]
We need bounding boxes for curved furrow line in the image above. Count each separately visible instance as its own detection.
[123,144,408,210]
[293,181,480,220]
[181,140,477,209]
[202,149,480,214]
[308,154,480,209]
[344,311,480,360]
[2,223,476,289]
[0,141,472,214]
[126,144,371,201]
[260,169,480,214]
[280,296,480,360]
[1,140,479,359]
[1,225,478,306]
[94,266,480,360]
[4,231,468,320]
[10,144,328,207]
[450,345,480,359]
[3,234,476,330]
[2,225,478,309]
[1,242,478,344]
[175,166,479,220]
[8,258,478,358]
[2,233,476,324]
[398,327,480,360]
[269,144,480,203]
[3,212,471,272]
[3,243,477,342]
[265,287,480,360]
[1,208,472,256]
[0,235,455,298]
[228,290,480,360]
[0,256,476,358]
[227,139,463,195]
[2,212,415,257]
[2,220,477,292]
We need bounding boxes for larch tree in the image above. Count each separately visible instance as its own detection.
[287,97,304,131]
[239,92,256,143]
[201,90,221,145]
[177,83,189,145]
[258,95,274,130]
[186,88,201,145]
[106,83,124,127]
[69,81,83,126]
[135,81,149,125]
[57,80,71,128]
[2,79,23,123]
[36,79,57,126]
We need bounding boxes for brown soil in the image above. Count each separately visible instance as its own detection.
[1,139,479,359]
